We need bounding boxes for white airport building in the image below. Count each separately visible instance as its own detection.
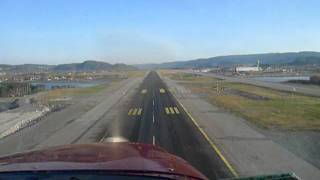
[235,60,261,72]
[235,66,261,72]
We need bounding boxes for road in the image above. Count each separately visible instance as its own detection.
[187,71,320,97]
[100,71,233,179]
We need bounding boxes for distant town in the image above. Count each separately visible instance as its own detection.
[1,51,320,98]
[192,60,319,76]
[0,61,133,97]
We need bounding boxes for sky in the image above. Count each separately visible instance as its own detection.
[0,0,319,65]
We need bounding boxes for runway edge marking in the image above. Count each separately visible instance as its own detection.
[171,92,239,178]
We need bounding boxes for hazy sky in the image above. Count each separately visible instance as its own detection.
[0,0,319,65]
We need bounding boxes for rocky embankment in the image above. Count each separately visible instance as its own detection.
[0,98,65,139]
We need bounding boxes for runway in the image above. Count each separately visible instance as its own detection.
[101,71,233,179]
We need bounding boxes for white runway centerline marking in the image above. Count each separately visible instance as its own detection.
[152,136,155,145]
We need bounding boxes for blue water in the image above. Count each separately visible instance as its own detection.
[31,81,105,90]
[251,76,310,83]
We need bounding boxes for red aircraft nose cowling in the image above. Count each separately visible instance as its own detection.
[0,142,208,179]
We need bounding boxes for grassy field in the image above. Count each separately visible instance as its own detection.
[45,82,113,100]
[165,71,320,131]
[125,70,147,77]
[39,70,146,103]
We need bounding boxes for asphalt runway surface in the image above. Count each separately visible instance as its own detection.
[101,71,233,179]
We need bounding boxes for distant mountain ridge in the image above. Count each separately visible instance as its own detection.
[0,60,136,72]
[2,51,319,72]
[135,51,320,69]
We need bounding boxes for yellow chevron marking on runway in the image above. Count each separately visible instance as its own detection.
[128,108,143,116]
[174,107,180,114]
[165,107,170,114]
[132,108,138,115]
[128,108,133,115]
[169,107,175,114]
[165,107,180,115]
[141,89,147,94]
[160,88,166,93]
[137,108,142,115]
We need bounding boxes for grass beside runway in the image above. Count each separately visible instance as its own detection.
[163,71,320,131]
[43,80,121,102]
[38,71,146,103]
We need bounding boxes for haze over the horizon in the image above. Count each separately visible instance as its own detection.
[0,0,319,65]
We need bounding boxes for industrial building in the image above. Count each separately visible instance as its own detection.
[235,66,261,72]
[235,60,261,72]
